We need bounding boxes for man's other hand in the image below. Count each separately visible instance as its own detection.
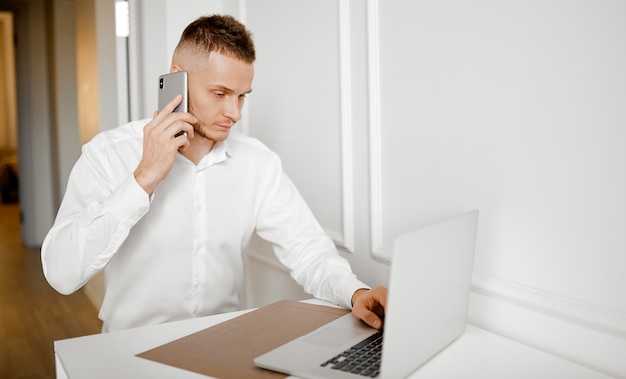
[351,286,387,329]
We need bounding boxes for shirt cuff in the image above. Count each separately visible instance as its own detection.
[105,174,151,224]
[337,275,371,310]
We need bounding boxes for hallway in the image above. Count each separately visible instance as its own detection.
[0,203,102,378]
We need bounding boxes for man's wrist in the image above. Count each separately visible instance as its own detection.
[351,288,369,307]
[133,168,157,196]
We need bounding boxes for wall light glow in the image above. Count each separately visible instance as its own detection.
[115,1,129,37]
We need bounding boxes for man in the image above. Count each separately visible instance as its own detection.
[42,15,386,332]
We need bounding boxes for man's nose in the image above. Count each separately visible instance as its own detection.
[224,96,242,122]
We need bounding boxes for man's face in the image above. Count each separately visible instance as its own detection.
[185,52,254,143]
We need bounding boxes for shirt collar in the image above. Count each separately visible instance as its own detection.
[196,138,232,169]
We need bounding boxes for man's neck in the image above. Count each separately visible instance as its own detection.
[180,137,216,165]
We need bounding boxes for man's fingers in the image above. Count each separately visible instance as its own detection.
[161,94,184,114]
[151,95,181,123]
[369,286,388,310]
[361,310,384,330]
[153,95,196,126]
[148,110,196,141]
[175,120,195,139]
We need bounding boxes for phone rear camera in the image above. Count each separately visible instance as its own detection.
[159,78,164,89]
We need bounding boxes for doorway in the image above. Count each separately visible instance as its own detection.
[0,11,19,205]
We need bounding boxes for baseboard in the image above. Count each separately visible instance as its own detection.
[469,276,626,378]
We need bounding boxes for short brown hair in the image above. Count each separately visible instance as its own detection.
[174,14,256,63]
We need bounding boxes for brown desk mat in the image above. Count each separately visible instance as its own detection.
[137,300,350,378]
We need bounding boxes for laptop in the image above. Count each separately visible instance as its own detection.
[254,210,479,379]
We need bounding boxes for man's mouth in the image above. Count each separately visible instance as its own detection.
[216,123,233,131]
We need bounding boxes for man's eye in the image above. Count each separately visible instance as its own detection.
[214,92,225,97]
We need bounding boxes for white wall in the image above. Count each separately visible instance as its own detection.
[369,1,626,376]
[378,2,625,314]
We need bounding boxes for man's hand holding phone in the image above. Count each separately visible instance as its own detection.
[134,94,196,196]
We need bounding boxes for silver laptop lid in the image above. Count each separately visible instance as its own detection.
[380,209,479,378]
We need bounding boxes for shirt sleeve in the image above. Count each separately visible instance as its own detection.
[41,150,150,295]
[254,151,369,309]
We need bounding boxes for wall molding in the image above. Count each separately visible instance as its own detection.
[366,0,392,261]
[331,0,355,253]
[470,275,626,378]
[472,275,626,338]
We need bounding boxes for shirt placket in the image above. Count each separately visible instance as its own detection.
[190,168,208,316]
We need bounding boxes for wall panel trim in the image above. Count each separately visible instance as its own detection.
[470,275,626,378]
[473,276,626,338]
[366,0,391,261]
[333,0,355,253]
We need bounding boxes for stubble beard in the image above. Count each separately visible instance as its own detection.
[193,120,230,144]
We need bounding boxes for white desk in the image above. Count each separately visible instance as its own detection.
[55,300,612,379]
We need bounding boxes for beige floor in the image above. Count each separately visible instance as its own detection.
[0,203,102,378]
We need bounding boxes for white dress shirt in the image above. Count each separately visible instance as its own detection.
[42,119,367,332]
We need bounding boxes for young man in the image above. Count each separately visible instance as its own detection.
[42,15,386,332]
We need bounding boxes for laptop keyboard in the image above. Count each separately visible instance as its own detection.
[320,331,383,377]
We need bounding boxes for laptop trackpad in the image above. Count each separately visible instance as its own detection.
[304,327,367,348]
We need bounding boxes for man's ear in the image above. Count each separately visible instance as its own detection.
[170,65,183,73]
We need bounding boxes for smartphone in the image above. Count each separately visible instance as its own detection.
[158,71,188,113]
[158,71,188,137]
